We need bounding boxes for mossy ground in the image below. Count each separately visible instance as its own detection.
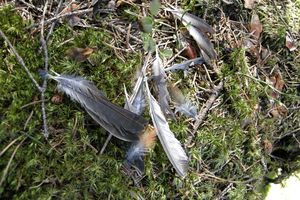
[1,1,300,199]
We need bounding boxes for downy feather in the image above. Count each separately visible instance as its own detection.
[152,51,174,119]
[124,126,156,175]
[50,74,148,142]
[168,84,197,119]
[145,80,188,177]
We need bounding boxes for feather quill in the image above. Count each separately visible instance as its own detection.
[168,84,197,119]
[145,79,188,177]
[152,51,174,119]
[48,73,148,142]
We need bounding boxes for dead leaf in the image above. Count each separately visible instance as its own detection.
[66,47,95,62]
[250,13,263,39]
[262,139,273,154]
[61,2,80,14]
[61,2,86,27]
[268,71,285,99]
[286,32,297,51]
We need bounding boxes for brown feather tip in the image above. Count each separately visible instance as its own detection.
[139,125,157,149]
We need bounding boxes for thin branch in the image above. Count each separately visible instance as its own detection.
[192,81,224,134]
[46,0,64,42]
[100,133,113,155]
[40,0,50,138]
[27,8,114,29]
[0,29,42,92]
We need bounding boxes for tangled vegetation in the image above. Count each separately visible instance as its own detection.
[0,0,299,199]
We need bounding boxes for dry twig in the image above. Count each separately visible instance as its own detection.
[192,81,224,134]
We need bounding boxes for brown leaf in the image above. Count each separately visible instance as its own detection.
[66,47,95,62]
[262,139,273,154]
[286,32,297,51]
[250,13,263,39]
[268,71,284,99]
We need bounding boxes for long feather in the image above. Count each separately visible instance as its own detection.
[170,9,215,34]
[145,79,188,177]
[168,84,197,119]
[152,51,174,119]
[49,73,148,142]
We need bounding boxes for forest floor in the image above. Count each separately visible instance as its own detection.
[0,0,299,199]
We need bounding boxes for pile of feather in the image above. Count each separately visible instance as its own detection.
[44,7,216,178]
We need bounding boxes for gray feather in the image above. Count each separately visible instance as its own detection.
[170,9,215,34]
[50,74,148,142]
[185,24,217,60]
[152,51,174,119]
[164,57,205,72]
[168,8,217,60]
[124,141,146,176]
[145,80,188,177]
[124,58,149,115]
